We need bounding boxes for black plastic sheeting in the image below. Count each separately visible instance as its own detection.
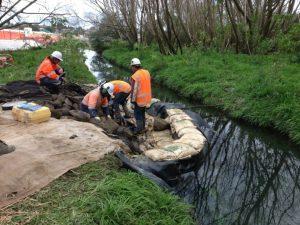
[0,80,87,103]
[115,101,213,190]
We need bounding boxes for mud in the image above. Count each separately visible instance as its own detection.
[0,80,137,148]
[0,80,93,121]
[153,117,170,131]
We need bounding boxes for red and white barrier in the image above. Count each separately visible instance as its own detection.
[0,29,60,50]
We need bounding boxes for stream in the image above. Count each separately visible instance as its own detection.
[84,50,300,225]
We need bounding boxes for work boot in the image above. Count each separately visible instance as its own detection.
[133,120,146,135]
[0,140,15,156]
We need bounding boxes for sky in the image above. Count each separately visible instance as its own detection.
[15,0,98,28]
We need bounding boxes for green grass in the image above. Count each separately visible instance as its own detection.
[0,155,194,225]
[103,44,300,145]
[0,41,195,224]
[0,39,96,84]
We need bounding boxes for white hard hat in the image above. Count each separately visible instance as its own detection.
[130,58,141,66]
[102,83,114,97]
[98,79,106,86]
[51,51,63,61]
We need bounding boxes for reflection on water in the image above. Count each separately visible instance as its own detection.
[177,118,300,225]
[85,50,300,225]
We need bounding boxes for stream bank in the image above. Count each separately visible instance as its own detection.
[103,45,300,145]
[85,49,300,225]
[0,42,195,225]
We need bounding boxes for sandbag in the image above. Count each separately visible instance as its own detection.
[164,143,198,159]
[177,127,203,138]
[69,110,90,122]
[169,114,192,123]
[166,108,184,116]
[145,143,198,161]
[151,130,173,147]
[153,117,170,131]
[145,148,177,161]
[171,119,196,134]
[156,141,174,148]
[174,134,206,150]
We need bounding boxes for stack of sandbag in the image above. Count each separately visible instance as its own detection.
[43,93,82,119]
[144,108,207,161]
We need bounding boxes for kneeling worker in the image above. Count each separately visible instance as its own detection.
[80,83,114,120]
[109,80,131,122]
[130,58,152,134]
[35,51,64,93]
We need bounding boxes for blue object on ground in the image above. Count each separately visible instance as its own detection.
[18,103,42,112]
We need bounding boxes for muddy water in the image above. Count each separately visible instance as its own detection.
[84,51,300,225]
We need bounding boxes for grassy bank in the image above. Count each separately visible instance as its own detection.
[0,40,195,224]
[103,43,300,145]
[1,156,193,225]
[0,39,96,84]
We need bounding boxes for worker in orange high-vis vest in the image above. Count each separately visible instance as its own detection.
[109,80,132,122]
[130,58,152,134]
[80,83,114,120]
[35,51,64,93]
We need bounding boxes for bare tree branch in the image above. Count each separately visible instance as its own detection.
[0,0,68,30]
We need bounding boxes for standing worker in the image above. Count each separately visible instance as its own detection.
[108,80,132,123]
[130,58,152,134]
[35,51,65,93]
[80,83,114,120]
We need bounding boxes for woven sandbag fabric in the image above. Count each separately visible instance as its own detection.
[169,113,192,123]
[174,133,206,150]
[143,107,207,161]
[177,127,202,137]
[145,143,198,161]
[165,108,184,116]
[171,120,197,134]
[151,130,174,148]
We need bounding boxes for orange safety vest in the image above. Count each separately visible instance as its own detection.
[35,57,60,84]
[82,88,108,109]
[35,57,60,83]
[131,69,152,107]
[111,80,131,94]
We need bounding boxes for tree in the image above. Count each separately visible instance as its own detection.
[87,0,300,54]
[0,0,66,30]
[49,17,68,33]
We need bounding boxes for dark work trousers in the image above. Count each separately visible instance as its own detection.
[80,103,91,114]
[80,103,109,118]
[133,103,146,132]
[112,92,130,119]
[40,77,61,94]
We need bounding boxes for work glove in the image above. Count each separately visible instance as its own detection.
[89,109,98,118]
[108,99,114,106]
[55,68,64,75]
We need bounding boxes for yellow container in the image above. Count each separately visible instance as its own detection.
[12,102,51,123]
